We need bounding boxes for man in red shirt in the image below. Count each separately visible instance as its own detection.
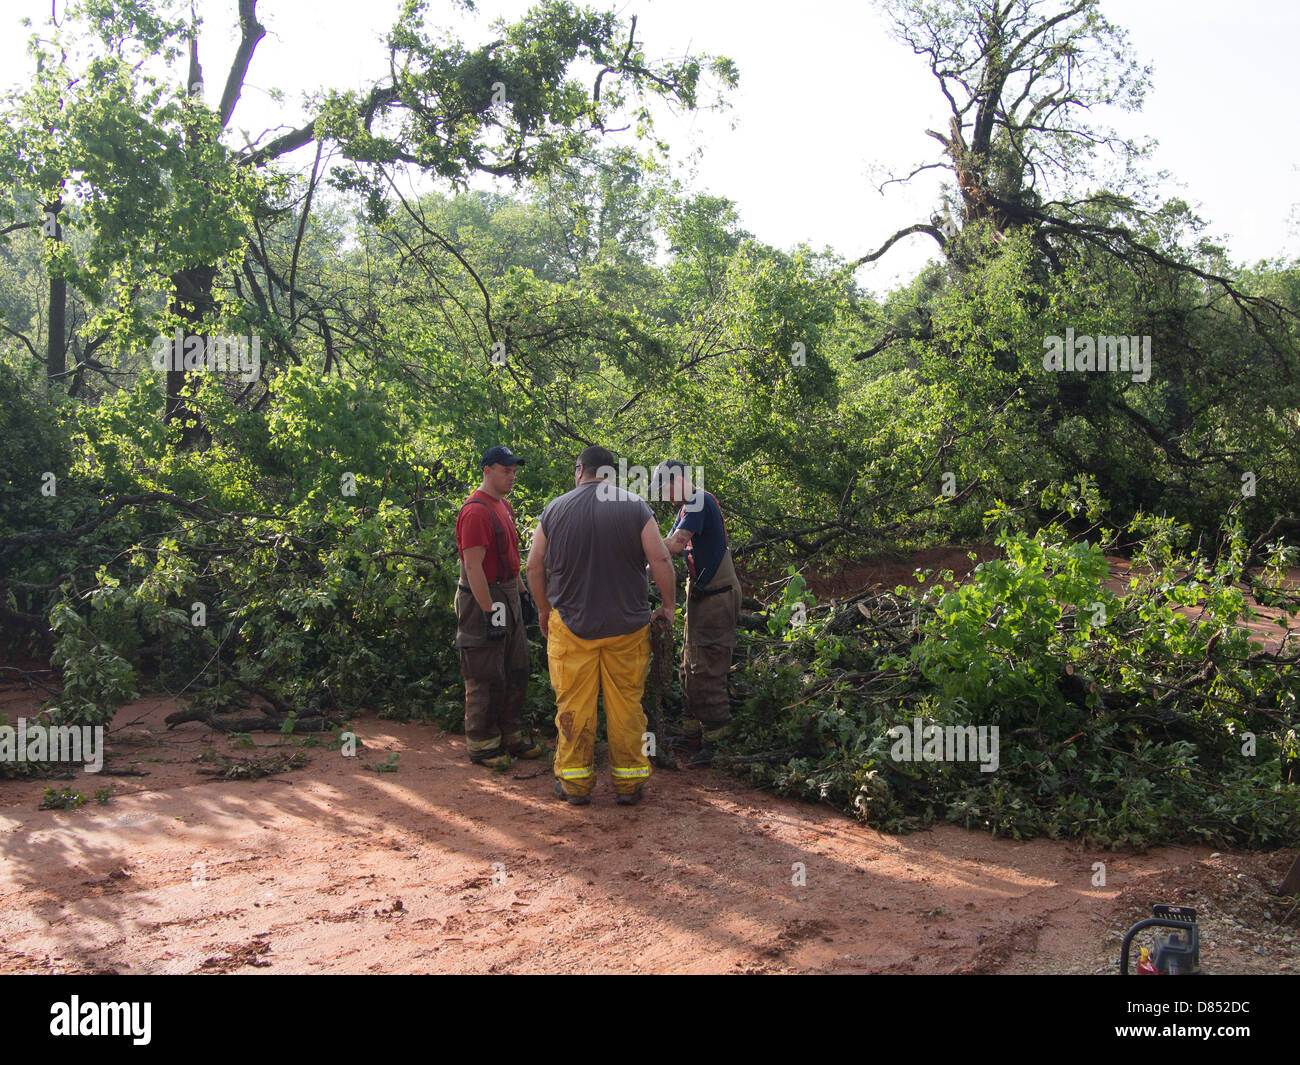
[454,446,544,767]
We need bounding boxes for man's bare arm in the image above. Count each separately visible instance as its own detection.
[664,528,694,555]
[641,518,675,621]
[525,524,552,638]
[462,545,494,611]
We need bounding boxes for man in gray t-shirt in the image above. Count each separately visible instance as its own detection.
[526,446,675,806]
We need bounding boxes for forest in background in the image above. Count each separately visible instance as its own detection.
[2,0,1297,849]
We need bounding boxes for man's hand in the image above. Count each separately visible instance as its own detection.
[651,604,673,630]
[539,607,550,640]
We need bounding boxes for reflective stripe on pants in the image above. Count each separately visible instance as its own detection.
[558,765,594,780]
[611,765,651,779]
[457,578,528,759]
[548,612,652,797]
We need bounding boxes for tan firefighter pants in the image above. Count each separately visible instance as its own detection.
[681,550,740,741]
[455,575,528,758]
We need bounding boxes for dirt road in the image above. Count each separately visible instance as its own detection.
[1,697,1294,975]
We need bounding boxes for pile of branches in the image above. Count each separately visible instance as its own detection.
[722,520,1300,849]
[9,489,462,732]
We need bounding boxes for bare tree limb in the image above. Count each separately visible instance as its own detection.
[851,222,945,267]
[218,0,266,129]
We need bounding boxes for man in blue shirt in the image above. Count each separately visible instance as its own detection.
[653,460,741,767]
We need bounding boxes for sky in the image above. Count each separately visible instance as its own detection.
[3,0,1297,294]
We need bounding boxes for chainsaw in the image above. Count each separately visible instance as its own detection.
[1119,905,1201,975]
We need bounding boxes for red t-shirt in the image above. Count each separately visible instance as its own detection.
[455,490,522,583]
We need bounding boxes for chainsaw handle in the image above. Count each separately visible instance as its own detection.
[1119,918,1196,975]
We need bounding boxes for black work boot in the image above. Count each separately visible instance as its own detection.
[553,779,591,806]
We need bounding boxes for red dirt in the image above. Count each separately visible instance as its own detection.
[2,693,1296,975]
[742,544,1001,601]
[1100,556,1300,654]
[742,544,1300,655]
[2,547,1295,975]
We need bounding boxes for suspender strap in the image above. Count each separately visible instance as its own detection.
[461,497,514,579]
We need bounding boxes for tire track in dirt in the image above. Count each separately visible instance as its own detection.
[0,693,1295,974]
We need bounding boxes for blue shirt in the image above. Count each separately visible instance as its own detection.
[670,490,728,587]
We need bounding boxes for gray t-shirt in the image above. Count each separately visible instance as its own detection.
[538,481,655,639]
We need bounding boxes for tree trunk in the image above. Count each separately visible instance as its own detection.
[165,263,216,447]
[45,199,65,382]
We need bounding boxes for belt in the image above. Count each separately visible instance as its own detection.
[458,580,517,592]
[689,583,733,601]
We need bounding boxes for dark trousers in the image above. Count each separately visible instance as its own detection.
[455,577,528,757]
[681,550,740,739]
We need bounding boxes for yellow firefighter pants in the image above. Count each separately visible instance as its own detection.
[548,612,652,797]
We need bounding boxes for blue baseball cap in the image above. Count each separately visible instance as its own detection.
[482,445,525,468]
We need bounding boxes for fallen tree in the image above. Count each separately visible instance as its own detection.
[723,485,1300,849]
